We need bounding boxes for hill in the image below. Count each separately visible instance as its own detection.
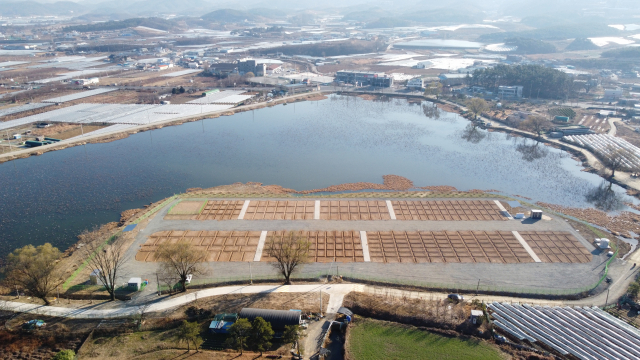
[504,37,556,54]
[343,8,389,22]
[202,9,262,23]
[565,38,599,51]
[0,1,86,16]
[365,17,409,29]
[478,23,620,42]
[601,47,640,58]
[63,17,178,33]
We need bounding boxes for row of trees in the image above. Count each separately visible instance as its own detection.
[227,318,300,356]
[469,64,576,100]
[1,229,313,304]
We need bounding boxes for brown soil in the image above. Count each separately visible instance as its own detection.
[0,329,83,360]
[169,201,205,215]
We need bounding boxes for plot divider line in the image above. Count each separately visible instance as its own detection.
[238,200,250,220]
[360,231,371,262]
[314,200,320,220]
[386,200,396,220]
[512,231,542,263]
[493,200,513,220]
[254,231,268,262]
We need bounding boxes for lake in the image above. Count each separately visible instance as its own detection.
[0,95,632,256]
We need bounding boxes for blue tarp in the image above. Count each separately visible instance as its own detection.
[507,201,521,208]
[123,224,137,232]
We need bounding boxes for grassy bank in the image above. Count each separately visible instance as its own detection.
[346,318,503,360]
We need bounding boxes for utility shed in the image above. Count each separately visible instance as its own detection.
[239,308,301,331]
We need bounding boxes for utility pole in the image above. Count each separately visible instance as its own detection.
[476,279,480,296]
[156,272,160,296]
[250,262,253,285]
[320,290,323,317]
[605,288,610,306]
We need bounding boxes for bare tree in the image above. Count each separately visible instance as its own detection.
[3,243,63,305]
[82,232,128,301]
[601,146,632,178]
[265,231,311,285]
[156,241,207,292]
[424,81,443,99]
[466,98,488,120]
[519,115,551,137]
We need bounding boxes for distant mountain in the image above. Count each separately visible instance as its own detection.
[88,0,215,16]
[400,8,483,23]
[63,17,179,32]
[201,9,263,23]
[565,38,599,51]
[0,1,87,16]
[504,37,556,54]
[343,8,390,22]
[478,23,620,42]
[365,17,410,29]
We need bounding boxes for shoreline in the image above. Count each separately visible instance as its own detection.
[0,90,331,164]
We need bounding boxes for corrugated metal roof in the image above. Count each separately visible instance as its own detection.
[239,308,300,330]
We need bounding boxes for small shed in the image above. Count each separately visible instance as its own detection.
[239,308,301,332]
[90,269,100,285]
[530,210,542,219]
[128,277,142,291]
[470,310,484,325]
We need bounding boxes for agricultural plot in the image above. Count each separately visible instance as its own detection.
[518,231,591,263]
[168,201,206,215]
[0,103,234,131]
[136,230,588,264]
[41,88,119,103]
[186,200,506,221]
[65,124,138,140]
[564,133,640,170]
[0,103,52,118]
[33,67,120,83]
[392,200,504,221]
[0,61,29,67]
[136,230,261,262]
[161,69,201,77]
[347,318,503,360]
[489,303,640,359]
[187,90,254,105]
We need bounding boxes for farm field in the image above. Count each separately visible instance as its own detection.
[346,318,504,360]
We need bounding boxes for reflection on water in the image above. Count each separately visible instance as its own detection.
[515,138,549,162]
[422,103,441,120]
[585,181,626,212]
[460,123,488,144]
[0,95,636,255]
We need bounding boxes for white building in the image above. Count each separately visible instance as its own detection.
[498,86,523,98]
[407,77,424,89]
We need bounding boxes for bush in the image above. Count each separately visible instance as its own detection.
[52,349,75,360]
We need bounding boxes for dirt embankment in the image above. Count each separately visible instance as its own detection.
[538,201,640,239]
[185,175,482,196]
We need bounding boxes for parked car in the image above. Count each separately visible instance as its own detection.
[448,294,464,302]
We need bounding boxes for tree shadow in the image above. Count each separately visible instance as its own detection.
[514,138,548,162]
[460,123,487,144]
[585,180,625,212]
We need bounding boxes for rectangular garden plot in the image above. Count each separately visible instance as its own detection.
[319,201,391,220]
[259,230,364,263]
[197,200,245,220]
[243,200,315,220]
[136,230,262,262]
[366,231,535,264]
[391,200,505,221]
[517,231,591,263]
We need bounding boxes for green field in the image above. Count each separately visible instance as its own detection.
[347,319,503,360]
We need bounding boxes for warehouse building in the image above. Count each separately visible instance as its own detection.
[336,71,393,87]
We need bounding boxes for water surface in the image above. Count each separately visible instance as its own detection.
[0,95,632,256]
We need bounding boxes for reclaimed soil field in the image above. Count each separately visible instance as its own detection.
[346,318,504,360]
